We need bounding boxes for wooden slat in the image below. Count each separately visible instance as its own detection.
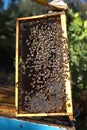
[0,87,15,104]
[16,113,73,117]
[60,13,73,116]
[0,103,15,118]
[15,20,19,115]
[17,12,64,21]
[0,86,15,118]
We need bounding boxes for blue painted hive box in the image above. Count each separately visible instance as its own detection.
[0,116,70,130]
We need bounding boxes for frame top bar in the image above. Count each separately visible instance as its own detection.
[17,11,65,21]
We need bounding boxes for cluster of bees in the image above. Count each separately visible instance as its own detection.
[18,15,70,113]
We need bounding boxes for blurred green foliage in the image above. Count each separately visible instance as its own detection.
[68,9,87,91]
[68,9,87,126]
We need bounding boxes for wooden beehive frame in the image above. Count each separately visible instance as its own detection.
[15,11,73,119]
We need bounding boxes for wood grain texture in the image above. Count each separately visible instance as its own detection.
[0,86,15,117]
[0,86,15,104]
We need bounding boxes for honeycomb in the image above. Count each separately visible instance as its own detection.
[18,15,70,113]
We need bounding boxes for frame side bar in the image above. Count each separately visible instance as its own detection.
[15,20,19,115]
[60,13,73,117]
